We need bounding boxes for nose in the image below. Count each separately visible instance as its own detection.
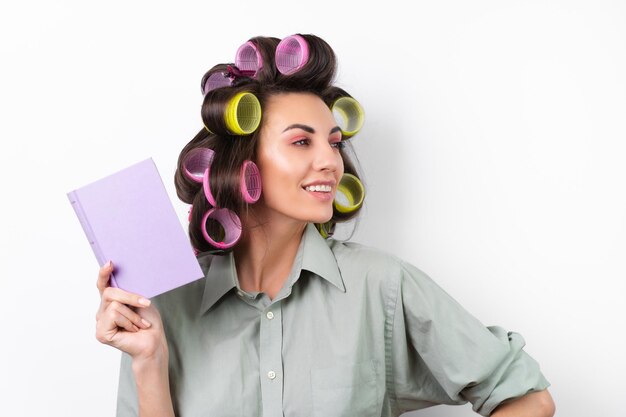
[312,141,340,172]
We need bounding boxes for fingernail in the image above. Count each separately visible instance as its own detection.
[138,297,151,306]
[141,319,152,328]
[105,260,111,268]
[132,325,139,332]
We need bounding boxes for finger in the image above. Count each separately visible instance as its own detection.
[110,301,152,329]
[96,260,114,295]
[101,286,151,309]
[107,307,140,333]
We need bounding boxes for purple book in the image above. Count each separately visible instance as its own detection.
[67,158,204,299]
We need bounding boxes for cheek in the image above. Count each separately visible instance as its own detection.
[337,155,345,178]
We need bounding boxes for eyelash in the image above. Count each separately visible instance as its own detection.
[293,138,346,150]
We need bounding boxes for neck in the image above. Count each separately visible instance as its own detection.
[234,212,307,300]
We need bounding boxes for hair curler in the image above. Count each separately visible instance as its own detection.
[240,160,262,203]
[182,147,217,206]
[202,166,217,207]
[315,221,336,239]
[202,89,262,136]
[224,92,262,135]
[235,41,263,78]
[183,147,215,183]
[202,71,233,95]
[201,207,242,249]
[334,173,365,213]
[275,35,310,75]
[332,97,365,138]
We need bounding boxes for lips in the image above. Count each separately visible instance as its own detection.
[301,180,336,202]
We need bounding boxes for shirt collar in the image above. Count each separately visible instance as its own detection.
[299,223,345,293]
[199,223,345,314]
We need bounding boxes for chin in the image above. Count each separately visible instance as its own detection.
[307,211,334,224]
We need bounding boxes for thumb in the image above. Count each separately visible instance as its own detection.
[97,260,114,295]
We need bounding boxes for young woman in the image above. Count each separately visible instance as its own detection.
[95,34,555,417]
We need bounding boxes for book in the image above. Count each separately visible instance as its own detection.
[67,158,204,299]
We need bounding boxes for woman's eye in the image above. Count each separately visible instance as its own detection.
[293,138,310,146]
[331,140,346,150]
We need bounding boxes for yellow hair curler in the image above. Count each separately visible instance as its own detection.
[332,97,364,138]
[224,92,262,135]
[316,221,336,239]
[334,173,365,213]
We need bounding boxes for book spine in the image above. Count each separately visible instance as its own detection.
[67,191,119,288]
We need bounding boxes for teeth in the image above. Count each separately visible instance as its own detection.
[305,185,332,192]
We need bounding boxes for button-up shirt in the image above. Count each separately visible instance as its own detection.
[116,223,550,416]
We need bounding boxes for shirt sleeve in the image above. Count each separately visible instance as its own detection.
[116,352,139,417]
[389,260,550,416]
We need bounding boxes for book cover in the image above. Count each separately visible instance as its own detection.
[67,158,204,299]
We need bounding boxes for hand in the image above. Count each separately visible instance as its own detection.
[95,261,168,364]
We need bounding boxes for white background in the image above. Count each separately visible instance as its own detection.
[1,1,624,416]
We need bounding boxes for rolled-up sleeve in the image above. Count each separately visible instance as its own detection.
[389,260,550,416]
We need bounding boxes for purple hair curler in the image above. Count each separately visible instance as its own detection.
[240,160,262,203]
[235,41,263,78]
[202,71,233,95]
[201,207,242,249]
[275,35,310,75]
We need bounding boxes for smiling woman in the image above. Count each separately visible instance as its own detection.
[95,33,554,417]
[255,94,346,224]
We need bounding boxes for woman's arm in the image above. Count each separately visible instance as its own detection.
[491,389,555,417]
[132,351,175,417]
[95,261,176,416]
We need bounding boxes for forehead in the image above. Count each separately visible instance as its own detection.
[261,92,335,130]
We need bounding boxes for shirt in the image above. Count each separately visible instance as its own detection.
[116,223,550,417]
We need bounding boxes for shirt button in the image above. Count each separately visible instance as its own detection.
[266,311,274,320]
[267,370,276,380]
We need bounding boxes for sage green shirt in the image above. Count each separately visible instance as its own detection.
[117,223,550,417]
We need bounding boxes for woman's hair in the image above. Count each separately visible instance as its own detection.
[174,34,365,254]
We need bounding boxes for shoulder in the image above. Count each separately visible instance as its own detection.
[326,239,429,286]
[327,239,420,274]
[327,238,442,298]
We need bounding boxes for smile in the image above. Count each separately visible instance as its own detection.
[304,184,332,192]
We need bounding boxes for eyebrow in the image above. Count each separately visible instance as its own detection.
[282,123,341,135]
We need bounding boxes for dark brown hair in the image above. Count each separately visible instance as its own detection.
[174,34,365,254]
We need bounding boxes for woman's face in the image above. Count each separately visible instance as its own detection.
[254,92,345,225]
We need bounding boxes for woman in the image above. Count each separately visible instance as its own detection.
[95,34,555,417]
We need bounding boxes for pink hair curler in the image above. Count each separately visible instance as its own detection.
[183,148,215,183]
[240,160,262,203]
[275,35,309,75]
[201,207,242,249]
[182,147,217,206]
[202,167,217,207]
[188,205,193,222]
[202,71,233,95]
[235,41,263,78]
